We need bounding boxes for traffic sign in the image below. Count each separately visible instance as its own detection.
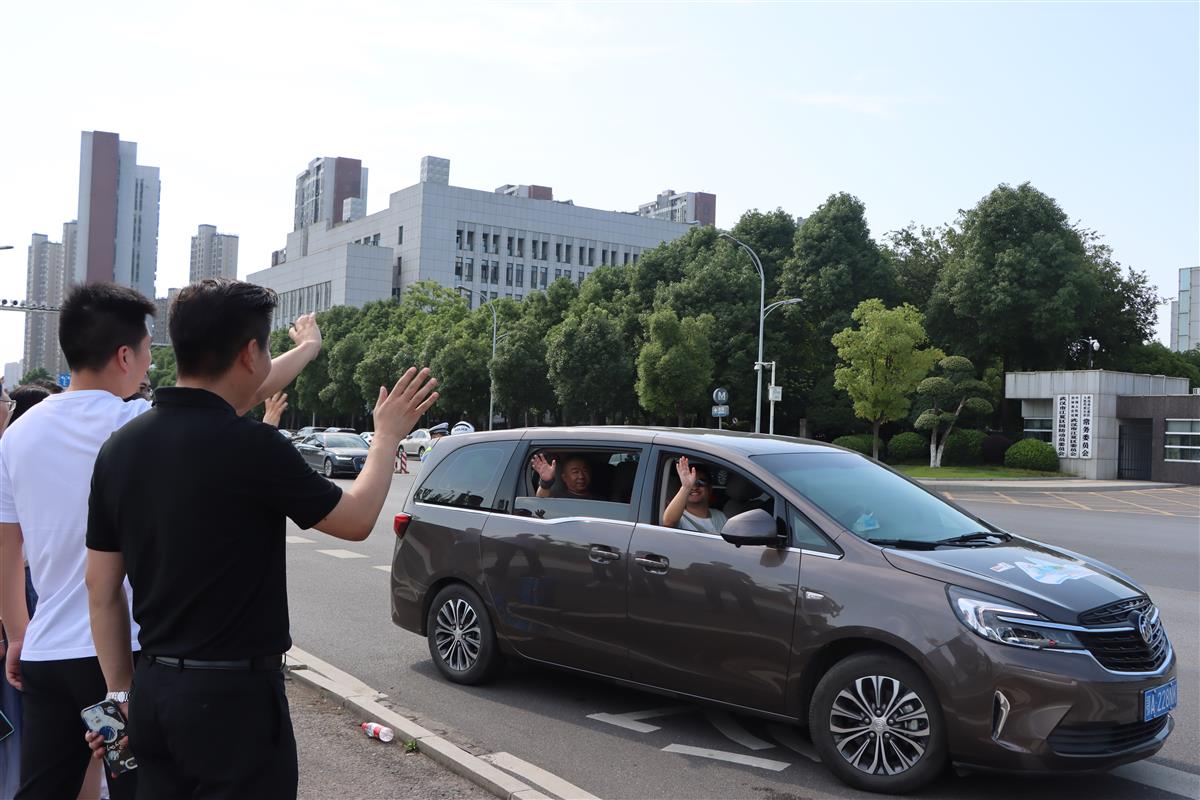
[711,404,730,418]
[57,373,70,388]
[769,385,782,402]
[712,387,729,405]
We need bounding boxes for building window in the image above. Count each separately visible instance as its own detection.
[398,225,405,245]
[507,236,514,257]
[578,246,585,264]
[623,252,630,265]
[506,263,514,286]
[517,237,525,257]
[632,253,639,264]
[455,256,463,279]
[516,265,524,287]
[464,258,474,281]
[1165,420,1200,462]
[372,233,381,246]
[587,247,594,266]
[467,230,475,251]
[491,261,500,284]
[505,292,513,299]
[540,267,548,288]
[516,293,523,301]
[564,245,571,265]
[541,241,548,261]
[555,268,562,280]
[1022,418,1052,443]
[555,242,562,263]
[490,291,498,300]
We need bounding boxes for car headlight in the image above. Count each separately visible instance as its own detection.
[948,587,1085,651]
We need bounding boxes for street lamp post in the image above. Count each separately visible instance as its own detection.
[456,285,498,430]
[760,298,803,435]
[718,233,766,433]
[1070,337,1101,369]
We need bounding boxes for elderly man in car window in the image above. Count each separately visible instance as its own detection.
[531,453,600,499]
[663,456,727,533]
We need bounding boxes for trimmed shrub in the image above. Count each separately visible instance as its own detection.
[942,429,986,465]
[981,434,1014,465]
[832,434,877,457]
[1004,438,1059,472]
[887,431,927,464]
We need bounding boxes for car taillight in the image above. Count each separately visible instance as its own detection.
[393,513,412,538]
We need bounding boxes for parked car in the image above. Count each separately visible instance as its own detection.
[360,431,374,445]
[291,425,321,442]
[325,427,357,434]
[277,428,293,439]
[399,428,435,459]
[390,427,1176,794]
[294,432,371,478]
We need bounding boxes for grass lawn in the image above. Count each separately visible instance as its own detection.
[894,465,1066,479]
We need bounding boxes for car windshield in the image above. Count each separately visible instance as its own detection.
[752,452,987,544]
[324,434,368,449]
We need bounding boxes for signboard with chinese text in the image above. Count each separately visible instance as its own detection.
[1053,394,1094,459]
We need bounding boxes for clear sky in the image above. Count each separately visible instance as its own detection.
[2,1,1197,370]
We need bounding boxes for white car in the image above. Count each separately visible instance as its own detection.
[399,428,435,459]
[360,431,374,445]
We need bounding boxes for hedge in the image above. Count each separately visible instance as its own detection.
[832,434,877,457]
[981,434,1014,465]
[1004,438,1059,472]
[887,431,927,463]
[942,429,986,465]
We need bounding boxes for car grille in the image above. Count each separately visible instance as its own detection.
[1079,596,1152,627]
[1048,717,1169,756]
[1079,611,1169,672]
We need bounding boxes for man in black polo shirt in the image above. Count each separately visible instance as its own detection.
[85,279,438,798]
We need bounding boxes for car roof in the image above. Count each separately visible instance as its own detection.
[442,426,842,456]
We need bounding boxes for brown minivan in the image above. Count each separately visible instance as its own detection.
[389,428,1177,794]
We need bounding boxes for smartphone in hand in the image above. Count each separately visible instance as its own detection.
[80,699,137,776]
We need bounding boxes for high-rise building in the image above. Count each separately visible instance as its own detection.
[293,157,368,231]
[23,233,66,377]
[151,287,180,346]
[636,189,716,226]
[1170,267,1199,352]
[189,224,239,283]
[74,131,160,300]
[251,156,699,326]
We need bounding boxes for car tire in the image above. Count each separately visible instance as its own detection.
[809,652,947,794]
[426,584,502,685]
[418,446,426,460]
[323,458,335,478]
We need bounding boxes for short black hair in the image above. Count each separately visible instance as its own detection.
[171,279,278,379]
[28,378,63,394]
[11,384,51,423]
[59,283,155,372]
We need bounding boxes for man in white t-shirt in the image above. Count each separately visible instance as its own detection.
[662,456,728,533]
[0,282,323,799]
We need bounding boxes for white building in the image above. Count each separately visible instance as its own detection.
[637,189,716,226]
[75,131,159,300]
[294,156,368,232]
[251,157,701,327]
[1169,266,1198,352]
[189,224,239,283]
[23,233,67,377]
[3,362,22,388]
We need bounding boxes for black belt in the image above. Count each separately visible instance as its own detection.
[146,654,283,671]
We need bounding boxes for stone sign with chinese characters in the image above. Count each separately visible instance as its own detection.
[1053,394,1094,459]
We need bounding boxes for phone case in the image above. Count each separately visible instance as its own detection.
[0,708,13,743]
[80,699,137,776]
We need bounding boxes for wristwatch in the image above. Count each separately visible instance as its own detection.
[105,690,131,704]
[539,478,554,489]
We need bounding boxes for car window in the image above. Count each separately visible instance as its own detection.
[652,452,774,531]
[788,506,840,554]
[516,446,641,522]
[753,452,985,543]
[324,434,368,448]
[415,441,518,511]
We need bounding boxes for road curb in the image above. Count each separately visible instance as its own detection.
[285,646,554,800]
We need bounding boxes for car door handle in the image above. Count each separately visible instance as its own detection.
[589,545,622,564]
[635,554,669,573]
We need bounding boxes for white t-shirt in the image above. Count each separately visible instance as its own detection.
[0,390,147,661]
[680,508,728,534]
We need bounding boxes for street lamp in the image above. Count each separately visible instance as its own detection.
[760,298,803,435]
[456,285,498,430]
[1070,337,1101,369]
[718,233,766,433]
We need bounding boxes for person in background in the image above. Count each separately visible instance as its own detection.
[9,385,53,425]
[124,376,153,403]
[262,391,288,428]
[662,456,727,533]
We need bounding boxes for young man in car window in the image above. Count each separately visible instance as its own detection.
[662,456,727,533]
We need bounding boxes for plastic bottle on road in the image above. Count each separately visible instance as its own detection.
[361,722,395,742]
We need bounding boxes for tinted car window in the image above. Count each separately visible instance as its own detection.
[789,506,840,555]
[415,441,517,511]
[324,434,369,449]
[515,447,641,522]
[753,452,985,543]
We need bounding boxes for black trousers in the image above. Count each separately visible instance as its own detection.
[17,655,139,800]
[128,658,297,800]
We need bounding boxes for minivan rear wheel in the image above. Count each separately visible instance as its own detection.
[809,652,947,794]
[426,584,501,685]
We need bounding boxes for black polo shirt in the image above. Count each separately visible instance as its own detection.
[87,387,342,659]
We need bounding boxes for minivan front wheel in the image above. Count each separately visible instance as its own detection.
[426,584,501,685]
[809,652,947,794]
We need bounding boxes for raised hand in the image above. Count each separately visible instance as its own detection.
[288,313,322,351]
[262,392,288,428]
[373,368,439,441]
[675,456,697,492]
[530,453,557,484]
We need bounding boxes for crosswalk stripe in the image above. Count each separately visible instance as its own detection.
[316,549,367,559]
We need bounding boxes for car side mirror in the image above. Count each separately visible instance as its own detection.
[721,508,785,548]
[314,442,325,449]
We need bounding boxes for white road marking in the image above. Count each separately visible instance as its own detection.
[662,744,790,772]
[316,549,367,559]
[767,723,821,763]
[706,711,775,751]
[587,706,691,733]
[482,752,600,800]
[372,565,391,572]
[285,535,314,544]
[1112,760,1200,798]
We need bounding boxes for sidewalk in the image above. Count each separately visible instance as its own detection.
[289,675,487,800]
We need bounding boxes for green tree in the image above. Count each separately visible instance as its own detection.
[321,332,368,426]
[492,322,555,426]
[913,356,994,468]
[149,347,177,389]
[730,208,799,294]
[546,306,632,424]
[883,224,953,310]
[425,315,492,426]
[19,367,52,385]
[832,300,943,459]
[636,309,715,425]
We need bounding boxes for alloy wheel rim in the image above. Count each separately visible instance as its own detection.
[829,674,930,776]
[434,598,482,671]
[324,459,333,477]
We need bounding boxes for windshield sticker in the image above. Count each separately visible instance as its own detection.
[852,512,880,534]
[1014,556,1094,585]
[990,562,1014,573]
